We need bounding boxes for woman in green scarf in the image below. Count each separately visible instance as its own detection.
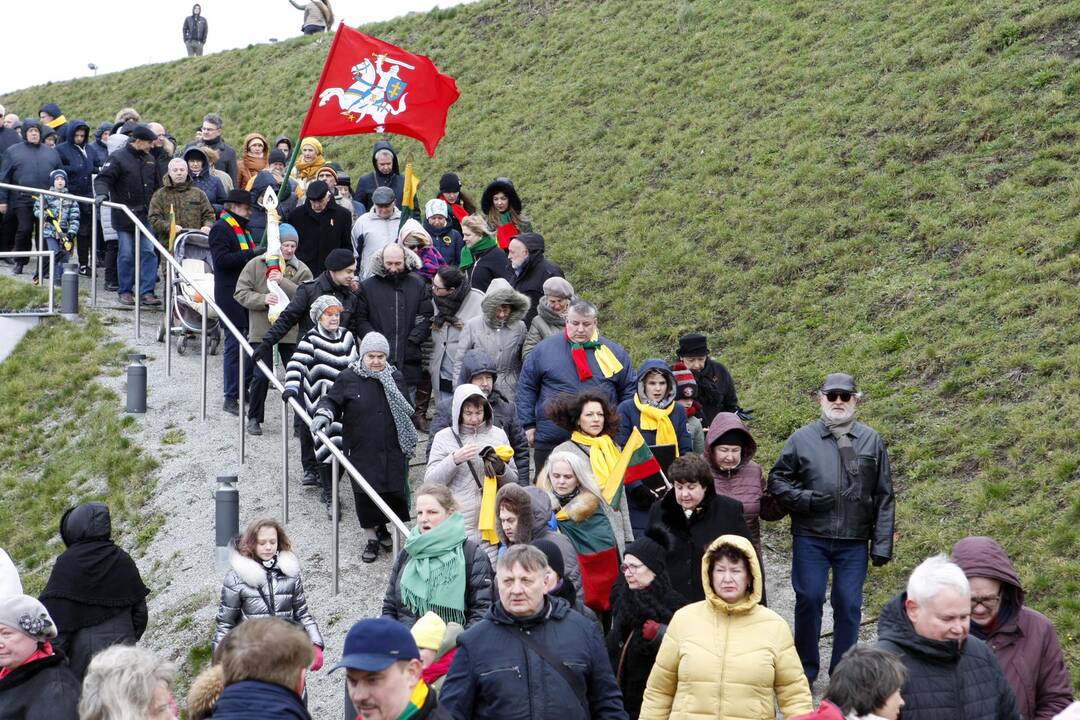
[459,214,513,293]
[382,484,494,629]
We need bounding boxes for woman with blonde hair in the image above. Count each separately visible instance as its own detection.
[213,518,324,673]
[78,645,177,720]
[290,137,325,195]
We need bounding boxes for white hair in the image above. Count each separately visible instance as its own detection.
[375,149,394,161]
[567,299,597,319]
[79,645,175,720]
[907,554,969,604]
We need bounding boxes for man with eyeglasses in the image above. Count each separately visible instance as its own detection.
[768,372,895,687]
[195,113,237,187]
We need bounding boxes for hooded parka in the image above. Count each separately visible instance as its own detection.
[950,536,1074,720]
[640,535,812,720]
[453,278,530,401]
[0,121,63,209]
[356,139,405,209]
[510,232,564,326]
[55,119,93,198]
[425,384,517,550]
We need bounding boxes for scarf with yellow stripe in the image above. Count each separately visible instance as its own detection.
[477,445,516,545]
[571,431,622,500]
[566,329,624,381]
[396,680,430,720]
[633,395,679,455]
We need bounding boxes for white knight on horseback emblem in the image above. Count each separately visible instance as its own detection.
[318,54,414,131]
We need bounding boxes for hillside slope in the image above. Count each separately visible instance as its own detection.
[5,0,1078,680]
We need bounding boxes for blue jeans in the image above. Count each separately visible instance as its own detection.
[116,228,157,296]
[222,327,250,403]
[791,535,868,683]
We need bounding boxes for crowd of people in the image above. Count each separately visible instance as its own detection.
[0,100,1077,720]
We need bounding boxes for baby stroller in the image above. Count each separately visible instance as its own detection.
[157,231,222,355]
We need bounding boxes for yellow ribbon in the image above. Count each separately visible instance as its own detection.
[478,445,515,545]
[571,431,622,501]
[633,396,679,455]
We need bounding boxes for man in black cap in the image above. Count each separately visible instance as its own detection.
[257,247,357,486]
[351,185,401,280]
[675,332,739,425]
[94,123,162,305]
[767,372,895,687]
[332,617,452,720]
[286,179,352,277]
[208,189,259,415]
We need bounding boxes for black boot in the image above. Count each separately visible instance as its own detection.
[411,375,432,433]
[319,465,335,520]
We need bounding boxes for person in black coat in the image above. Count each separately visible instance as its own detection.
[356,139,405,210]
[87,122,112,172]
[508,232,564,327]
[38,502,150,682]
[257,248,358,352]
[94,123,162,303]
[197,112,237,186]
[459,214,513,293]
[0,120,62,272]
[675,333,740,425]
[56,119,95,271]
[314,332,418,561]
[0,594,81,719]
[286,179,352,277]
[646,454,754,605]
[208,190,258,414]
[606,530,686,720]
[354,244,433,398]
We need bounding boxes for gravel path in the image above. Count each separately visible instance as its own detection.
[5,264,874,716]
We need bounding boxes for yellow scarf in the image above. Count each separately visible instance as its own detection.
[477,445,516,545]
[571,431,622,501]
[591,332,625,378]
[633,396,679,455]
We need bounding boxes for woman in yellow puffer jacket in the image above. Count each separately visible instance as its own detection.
[639,534,812,720]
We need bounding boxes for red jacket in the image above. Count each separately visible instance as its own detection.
[792,699,846,720]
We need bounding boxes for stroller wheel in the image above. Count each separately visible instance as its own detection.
[177,336,188,356]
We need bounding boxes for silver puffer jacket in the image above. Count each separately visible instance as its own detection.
[213,547,323,650]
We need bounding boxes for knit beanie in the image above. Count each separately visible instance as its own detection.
[542,276,574,299]
[50,168,68,184]
[531,539,565,579]
[324,248,355,271]
[278,223,299,246]
[309,294,343,324]
[425,198,448,220]
[410,611,448,651]
[439,172,461,193]
[671,361,697,401]
[623,527,671,575]
[299,137,323,154]
[268,148,288,165]
[358,331,390,357]
[0,594,58,641]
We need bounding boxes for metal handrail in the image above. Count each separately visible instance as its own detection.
[0,250,56,314]
[1,181,409,594]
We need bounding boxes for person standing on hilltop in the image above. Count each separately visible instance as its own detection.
[768,372,895,687]
[289,0,334,35]
[183,4,208,57]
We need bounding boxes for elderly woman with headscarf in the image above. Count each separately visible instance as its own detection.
[522,276,574,361]
[37,502,150,681]
[315,331,418,563]
[0,595,81,718]
[290,137,325,196]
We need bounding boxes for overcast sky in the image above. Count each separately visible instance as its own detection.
[0,0,474,95]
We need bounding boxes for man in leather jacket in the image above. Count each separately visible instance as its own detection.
[768,372,895,686]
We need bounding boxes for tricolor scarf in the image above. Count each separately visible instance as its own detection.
[221,212,253,250]
[571,431,621,499]
[554,492,620,612]
[566,329,625,381]
[400,513,467,626]
[396,680,430,720]
[459,234,497,269]
[477,445,516,545]
[439,193,470,223]
[633,395,679,455]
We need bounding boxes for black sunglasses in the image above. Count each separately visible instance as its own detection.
[825,391,852,402]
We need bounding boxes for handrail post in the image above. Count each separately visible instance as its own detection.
[238,344,246,465]
[133,227,141,338]
[36,195,44,284]
[281,394,290,523]
[90,201,98,307]
[164,262,172,377]
[331,455,340,596]
[200,303,208,421]
[47,254,55,315]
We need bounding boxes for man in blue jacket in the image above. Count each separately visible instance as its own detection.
[439,544,628,720]
[516,299,635,476]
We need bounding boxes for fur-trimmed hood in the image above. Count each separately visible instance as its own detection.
[228,546,301,588]
[480,277,530,328]
[369,244,422,277]
[186,664,225,720]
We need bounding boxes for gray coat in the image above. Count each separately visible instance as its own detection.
[521,296,567,362]
[381,537,494,629]
[430,286,485,400]
[214,548,323,650]
[452,278,530,401]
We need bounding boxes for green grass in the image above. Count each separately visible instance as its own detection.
[3,0,1079,680]
[0,276,158,591]
[0,277,50,311]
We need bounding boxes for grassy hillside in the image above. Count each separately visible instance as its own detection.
[5,0,1078,679]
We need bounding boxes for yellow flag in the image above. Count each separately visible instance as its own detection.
[167,203,177,252]
[403,162,420,210]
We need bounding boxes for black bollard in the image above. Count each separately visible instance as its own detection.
[215,475,240,572]
[60,263,79,320]
[125,354,147,414]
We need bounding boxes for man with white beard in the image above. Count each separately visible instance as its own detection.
[767,373,895,687]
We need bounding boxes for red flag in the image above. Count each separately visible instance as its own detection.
[299,25,460,157]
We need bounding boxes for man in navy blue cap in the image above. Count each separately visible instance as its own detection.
[332,617,452,720]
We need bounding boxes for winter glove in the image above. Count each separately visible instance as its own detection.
[808,491,835,512]
[94,194,108,208]
[871,554,890,567]
[481,450,506,478]
[281,386,299,403]
[310,645,324,671]
[641,620,666,642]
[311,414,331,437]
[735,407,754,422]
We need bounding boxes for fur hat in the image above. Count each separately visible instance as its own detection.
[358,331,390,357]
[309,294,343,324]
[0,594,58,641]
[481,177,522,214]
[676,332,709,358]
